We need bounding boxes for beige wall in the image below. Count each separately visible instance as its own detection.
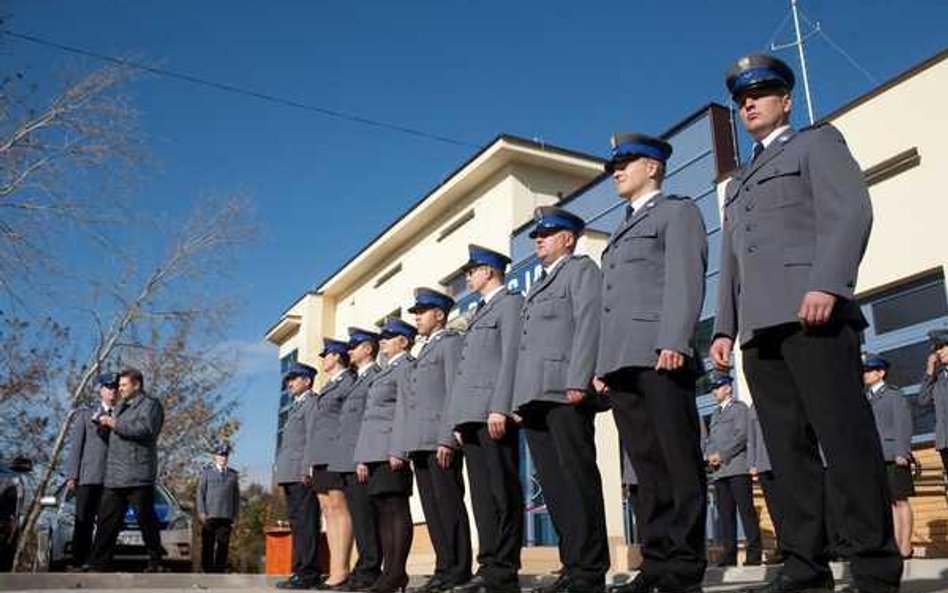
[831,58,948,295]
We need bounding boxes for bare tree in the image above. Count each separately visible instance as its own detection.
[10,195,254,569]
[0,62,142,297]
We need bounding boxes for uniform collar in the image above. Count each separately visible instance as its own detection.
[869,381,885,396]
[758,125,791,150]
[629,189,661,213]
[482,284,505,304]
[719,397,733,411]
[357,362,375,377]
[543,254,569,275]
[388,351,407,366]
[327,369,346,383]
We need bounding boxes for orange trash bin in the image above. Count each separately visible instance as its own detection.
[265,524,293,575]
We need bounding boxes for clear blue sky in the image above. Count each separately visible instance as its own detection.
[3,0,946,486]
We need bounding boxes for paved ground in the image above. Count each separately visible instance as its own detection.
[1,561,946,593]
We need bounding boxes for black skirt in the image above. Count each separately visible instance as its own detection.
[366,462,413,497]
[312,465,345,493]
[886,462,915,500]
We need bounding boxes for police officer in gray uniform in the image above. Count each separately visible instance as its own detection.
[747,406,784,564]
[393,288,472,593]
[919,329,948,474]
[355,317,417,593]
[275,362,321,590]
[704,375,762,567]
[513,206,609,593]
[594,133,708,593]
[709,53,901,593]
[332,327,384,591]
[197,443,240,573]
[308,338,358,589]
[85,368,165,572]
[862,354,915,559]
[448,245,524,593]
[65,373,118,567]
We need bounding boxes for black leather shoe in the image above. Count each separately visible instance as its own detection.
[455,576,491,593]
[347,576,383,591]
[411,577,449,593]
[741,573,834,593]
[537,575,604,593]
[608,573,661,593]
[536,575,570,593]
[277,574,323,590]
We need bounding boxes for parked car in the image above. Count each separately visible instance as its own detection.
[36,481,193,571]
[0,456,35,571]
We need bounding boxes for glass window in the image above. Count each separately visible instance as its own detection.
[664,151,715,201]
[706,230,722,275]
[878,341,930,388]
[870,277,948,335]
[859,272,948,441]
[666,116,712,172]
[441,268,469,299]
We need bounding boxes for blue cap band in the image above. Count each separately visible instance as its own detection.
[612,141,668,162]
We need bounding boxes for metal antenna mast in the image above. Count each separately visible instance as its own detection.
[772,0,820,124]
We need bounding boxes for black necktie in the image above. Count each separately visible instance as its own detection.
[539,269,548,281]
[475,299,486,313]
[625,204,634,221]
[751,142,764,163]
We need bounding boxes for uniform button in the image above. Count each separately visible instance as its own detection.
[605,307,611,313]
[610,264,616,269]
[747,246,757,253]
[606,284,612,290]
[745,203,754,211]
[745,224,753,232]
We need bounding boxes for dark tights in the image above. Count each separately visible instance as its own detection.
[373,494,413,590]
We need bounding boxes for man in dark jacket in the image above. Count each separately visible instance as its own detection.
[84,367,165,572]
[65,372,117,567]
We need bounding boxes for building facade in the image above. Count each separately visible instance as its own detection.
[266,48,948,566]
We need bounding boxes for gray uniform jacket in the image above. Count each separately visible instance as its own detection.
[304,370,357,469]
[746,406,772,473]
[196,465,240,521]
[868,383,913,461]
[393,330,462,455]
[329,365,381,472]
[704,399,750,481]
[513,255,602,409]
[597,194,708,374]
[104,393,164,489]
[919,368,948,450]
[65,405,111,486]
[444,289,523,427]
[274,391,317,485]
[354,355,414,464]
[714,125,872,346]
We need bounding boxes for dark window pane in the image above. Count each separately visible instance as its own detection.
[877,341,934,436]
[871,279,948,334]
[906,394,936,438]
[878,341,929,388]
